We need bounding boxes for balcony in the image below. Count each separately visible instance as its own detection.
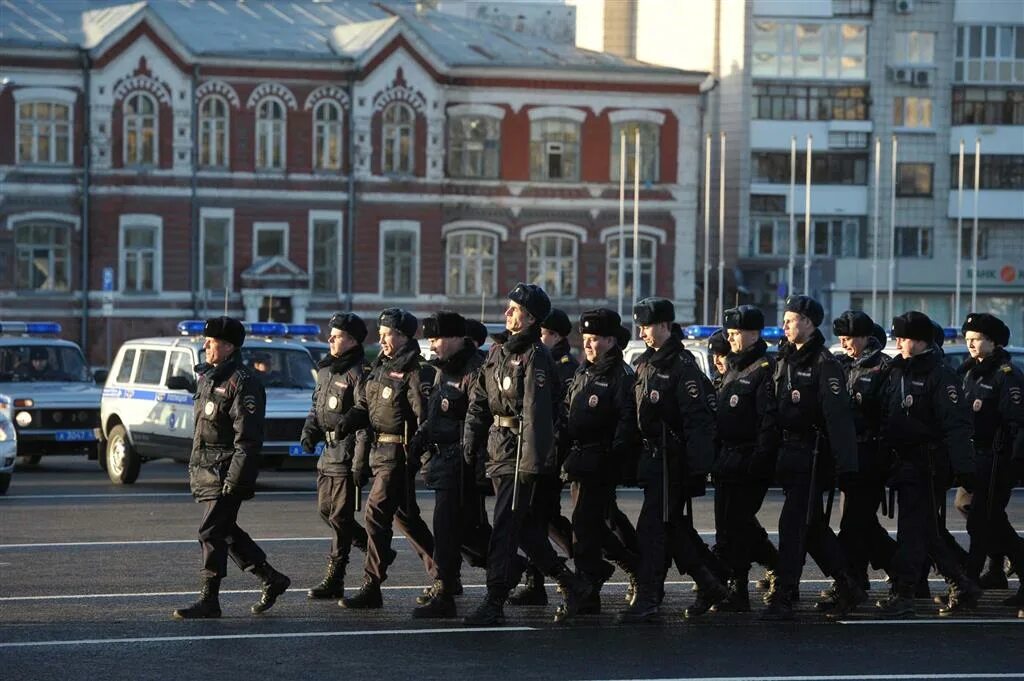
[947,190,1024,220]
[750,182,870,216]
[949,126,1024,156]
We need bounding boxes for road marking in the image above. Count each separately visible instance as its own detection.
[594,675,1024,681]
[838,619,1024,626]
[0,626,535,649]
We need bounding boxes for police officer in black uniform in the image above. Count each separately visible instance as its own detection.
[410,311,491,618]
[465,318,490,358]
[877,310,981,618]
[708,329,730,385]
[820,311,898,609]
[711,305,780,613]
[562,308,640,612]
[763,296,864,621]
[300,313,371,600]
[509,308,577,606]
[463,284,592,625]
[618,297,728,623]
[334,308,437,609]
[173,316,290,619]
[958,312,1024,610]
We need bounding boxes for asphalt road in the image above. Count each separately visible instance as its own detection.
[2,458,1024,681]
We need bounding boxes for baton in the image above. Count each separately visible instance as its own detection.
[511,421,524,512]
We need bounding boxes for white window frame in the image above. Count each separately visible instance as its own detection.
[7,212,77,292]
[253,221,289,261]
[122,91,158,166]
[955,25,1024,84]
[379,220,420,297]
[199,207,234,293]
[895,226,934,259]
[446,114,502,179]
[523,227,583,299]
[255,96,287,170]
[13,88,76,165]
[892,31,936,65]
[750,20,868,80]
[308,210,343,296]
[444,229,501,298]
[529,118,582,182]
[118,214,163,293]
[381,102,415,175]
[604,233,658,300]
[312,100,343,172]
[199,95,230,168]
[609,120,661,183]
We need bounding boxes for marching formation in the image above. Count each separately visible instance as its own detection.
[171,284,1024,625]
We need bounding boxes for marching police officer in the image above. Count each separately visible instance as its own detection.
[708,330,730,384]
[822,311,897,610]
[618,297,728,623]
[958,312,1024,610]
[410,311,490,618]
[763,296,863,621]
[509,308,577,606]
[334,308,437,609]
[878,310,981,618]
[711,305,780,613]
[173,316,290,619]
[562,309,640,611]
[465,318,490,358]
[463,284,592,625]
[300,313,371,600]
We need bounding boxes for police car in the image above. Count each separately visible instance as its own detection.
[285,324,330,364]
[0,411,16,494]
[0,322,105,465]
[99,321,319,484]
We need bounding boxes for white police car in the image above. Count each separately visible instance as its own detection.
[0,322,105,465]
[0,411,16,494]
[98,321,319,484]
[285,323,330,365]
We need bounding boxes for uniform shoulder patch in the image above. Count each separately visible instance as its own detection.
[1001,364,1012,373]
[828,377,842,395]
[685,379,700,399]
[560,355,570,364]
[535,369,547,388]
[242,393,258,414]
[946,385,959,404]
[1009,386,1022,404]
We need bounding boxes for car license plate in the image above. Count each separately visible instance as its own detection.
[288,442,324,457]
[55,429,97,442]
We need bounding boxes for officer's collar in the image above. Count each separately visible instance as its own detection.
[434,340,477,375]
[504,325,540,354]
[958,346,1008,377]
[646,324,683,366]
[378,337,420,371]
[549,337,572,360]
[323,344,365,373]
[779,329,825,364]
[206,352,241,381]
[727,337,767,372]
[852,337,885,368]
[905,346,940,373]
[584,343,623,375]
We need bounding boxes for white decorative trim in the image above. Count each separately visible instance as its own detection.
[308,210,344,296]
[196,80,241,109]
[253,222,290,261]
[6,211,81,232]
[246,83,298,111]
[373,84,427,113]
[598,224,669,245]
[378,220,421,297]
[446,103,506,120]
[304,85,350,111]
[520,222,589,243]
[118,214,164,293]
[608,109,666,126]
[441,220,510,242]
[527,106,587,123]
[12,87,78,105]
[199,207,235,293]
[114,75,171,105]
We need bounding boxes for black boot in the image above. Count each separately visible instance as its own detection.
[340,576,383,609]
[755,568,775,592]
[416,577,463,605]
[937,576,981,616]
[713,570,751,613]
[815,581,840,612]
[760,586,795,621]
[825,572,868,619]
[251,563,291,615]
[876,584,915,618]
[616,584,661,623]
[615,555,640,605]
[463,591,505,626]
[412,583,457,619]
[980,555,1008,589]
[552,566,593,623]
[172,577,222,619]
[508,564,547,606]
[763,572,800,604]
[308,558,346,600]
[684,565,729,618]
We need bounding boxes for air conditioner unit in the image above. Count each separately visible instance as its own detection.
[913,69,933,87]
[894,0,913,14]
[890,66,913,84]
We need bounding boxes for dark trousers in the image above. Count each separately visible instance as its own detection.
[199,495,266,578]
[432,479,494,584]
[636,477,710,588]
[534,476,573,556]
[317,472,367,562]
[569,481,618,581]
[838,479,897,580]
[966,453,1024,579]
[485,475,562,596]
[363,465,435,583]
[891,467,966,590]
[714,479,775,575]
[607,499,640,562]
[777,477,847,589]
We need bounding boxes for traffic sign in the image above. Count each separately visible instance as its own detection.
[102,267,114,292]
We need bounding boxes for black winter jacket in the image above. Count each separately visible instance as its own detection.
[301,345,370,476]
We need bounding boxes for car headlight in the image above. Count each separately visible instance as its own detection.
[15,411,32,427]
[0,419,15,442]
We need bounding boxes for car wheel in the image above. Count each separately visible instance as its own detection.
[0,473,10,494]
[106,424,140,485]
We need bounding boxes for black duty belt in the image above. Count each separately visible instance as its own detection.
[376,433,404,445]
[495,416,521,430]
[325,431,338,446]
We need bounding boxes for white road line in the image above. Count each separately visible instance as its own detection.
[0,626,535,649]
[838,619,1024,626]
[595,675,1024,681]
[0,489,457,500]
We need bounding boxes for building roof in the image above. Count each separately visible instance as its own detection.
[0,0,700,77]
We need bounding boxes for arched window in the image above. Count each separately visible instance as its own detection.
[606,234,657,299]
[256,98,286,170]
[381,102,415,174]
[199,96,229,167]
[123,92,157,165]
[313,100,343,171]
[527,232,578,298]
[446,231,499,297]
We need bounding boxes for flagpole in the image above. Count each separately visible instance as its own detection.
[617,130,626,319]
[955,138,964,321]
[703,134,712,324]
[787,136,796,305]
[971,137,980,310]
[871,136,881,319]
[717,131,726,325]
[887,136,898,321]
[632,126,641,310]
[802,134,812,295]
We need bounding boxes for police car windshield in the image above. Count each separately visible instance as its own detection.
[0,345,92,383]
[226,347,316,390]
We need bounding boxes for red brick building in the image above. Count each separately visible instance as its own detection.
[0,1,705,363]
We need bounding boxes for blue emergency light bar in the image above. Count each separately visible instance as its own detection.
[942,327,959,340]
[0,322,62,335]
[683,325,721,339]
[762,326,784,341]
[244,322,288,336]
[286,324,321,337]
[177,320,206,336]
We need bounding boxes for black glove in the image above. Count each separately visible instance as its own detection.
[685,474,707,498]
[954,471,977,494]
[221,481,239,497]
[300,433,317,455]
[352,463,370,488]
[837,472,857,493]
[334,421,350,444]
[407,431,425,461]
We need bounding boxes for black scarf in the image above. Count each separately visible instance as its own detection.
[504,325,541,354]
[320,344,365,375]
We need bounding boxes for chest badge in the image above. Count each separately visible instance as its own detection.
[790,389,801,404]
[649,389,660,404]
[502,376,512,391]
[328,395,339,410]
[441,397,450,412]
[382,386,393,400]
[588,394,599,408]
[972,398,983,412]
[729,394,739,408]
[903,394,914,408]
[204,401,215,416]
